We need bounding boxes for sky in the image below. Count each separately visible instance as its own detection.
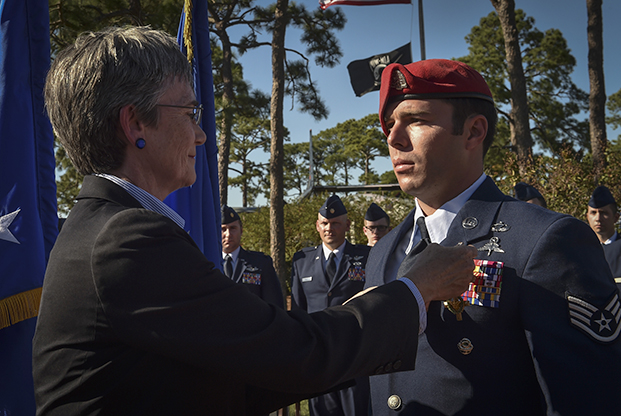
[224,0,621,207]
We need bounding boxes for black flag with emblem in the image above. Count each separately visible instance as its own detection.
[347,43,412,97]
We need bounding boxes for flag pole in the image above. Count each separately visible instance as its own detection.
[418,0,426,60]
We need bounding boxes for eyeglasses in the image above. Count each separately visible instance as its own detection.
[156,104,203,125]
[364,225,389,233]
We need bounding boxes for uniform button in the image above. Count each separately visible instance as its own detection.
[327,292,332,297]
[387,395,402,410]
[384,362,392,372]
[375,365,384,375]
[393,360,402,370]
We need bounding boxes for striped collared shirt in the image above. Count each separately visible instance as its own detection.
[94,174,185,229]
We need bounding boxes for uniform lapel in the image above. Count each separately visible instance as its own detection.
[331,242,353,288]
[442,177,507,248]
[233,248,248,283]
[372,209,415,285]
[311,245,328,287]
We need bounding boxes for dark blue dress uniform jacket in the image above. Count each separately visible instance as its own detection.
[291,241,372,415]
[603,239,621,292]
[229,248,284,309]
[365,177,621,416]
[291,242,370,313]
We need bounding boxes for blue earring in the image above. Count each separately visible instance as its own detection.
[136,138,146,149]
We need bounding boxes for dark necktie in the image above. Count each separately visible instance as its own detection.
[417,216,431,245]
[326,252,337,284]
[397,216,431,277]
[224,254,233,278]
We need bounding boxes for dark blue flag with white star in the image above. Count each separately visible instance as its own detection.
[0,0,58,413]
[164,0,222,270]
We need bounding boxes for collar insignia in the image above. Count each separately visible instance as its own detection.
[462,217,478,230]
[491,221,511,232]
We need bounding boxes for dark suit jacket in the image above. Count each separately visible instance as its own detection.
[228,248,284,309]
[33,176,421,416]
[603,239,621,292]
[365,177,621,415]
[290,242,371,313]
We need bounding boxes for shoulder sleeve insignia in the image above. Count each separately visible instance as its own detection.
[567,292,621,343]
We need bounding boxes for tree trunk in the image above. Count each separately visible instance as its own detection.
[216,28,235,206]
[270,0,288,297]
[587,0,607,183]
[242,156,248,207]
[491,0,532,175]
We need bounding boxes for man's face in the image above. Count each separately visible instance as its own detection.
[316,213,350,248]
[383,98,479,208]
[222,220,242,253]
[363,218,390,246]
[587,204,619,241]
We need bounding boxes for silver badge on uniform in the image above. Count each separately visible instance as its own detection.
[567,292,621,343]
[478,236,505,256]
[462,217,478,229]
[491,221,511,232]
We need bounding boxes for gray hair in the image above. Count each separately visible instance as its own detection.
[45,26,193,175]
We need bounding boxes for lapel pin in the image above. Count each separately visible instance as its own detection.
[491,221,511,232]
[458,338,473,355]
[462,217,478,229]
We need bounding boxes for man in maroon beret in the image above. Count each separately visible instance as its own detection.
[365,59,621,415]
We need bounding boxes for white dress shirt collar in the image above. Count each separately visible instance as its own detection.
[322,241,346,263]
[223,246,241,264]
[406,173,487,253]
[604,231,619,245]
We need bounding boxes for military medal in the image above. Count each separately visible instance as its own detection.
[444,297,466,321]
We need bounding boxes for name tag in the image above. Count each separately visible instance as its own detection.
[301,276,313,283]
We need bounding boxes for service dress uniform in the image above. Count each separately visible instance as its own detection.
[588,186,621,293]
[291,195,371,416]
[221,205,284,309]
[224,247,284,309]
[365,176,621,415]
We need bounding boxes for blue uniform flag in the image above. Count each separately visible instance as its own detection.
[164,0,222,269]
[0,0,58,413]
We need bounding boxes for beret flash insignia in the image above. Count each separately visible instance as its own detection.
[391,69,408,90]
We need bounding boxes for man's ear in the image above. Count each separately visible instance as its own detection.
[119,104,146,147]
[464,114,488,151]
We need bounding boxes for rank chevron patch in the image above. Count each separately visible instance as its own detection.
[567,292,621,343]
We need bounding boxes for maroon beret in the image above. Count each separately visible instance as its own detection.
[378,59,494,135]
